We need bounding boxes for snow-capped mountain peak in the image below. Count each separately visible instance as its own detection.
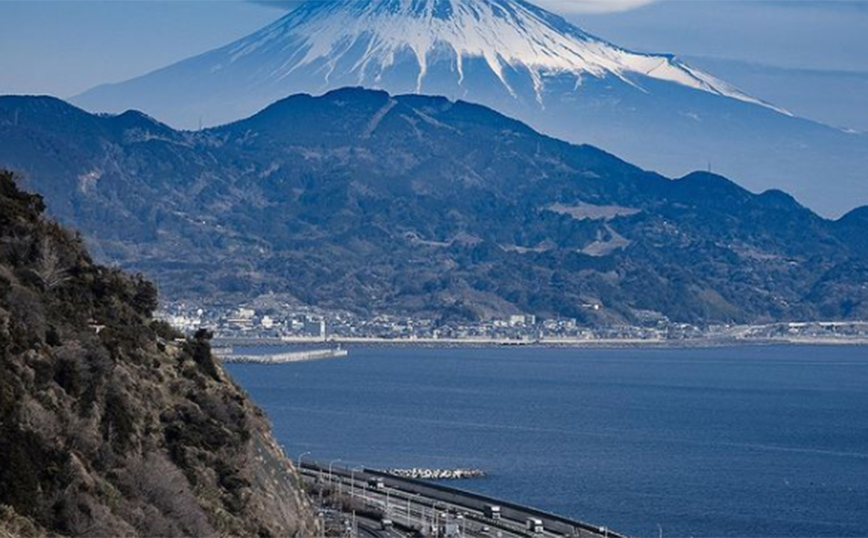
[76,0,868,218]
[218,0,783,112]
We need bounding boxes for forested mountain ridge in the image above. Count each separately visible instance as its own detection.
[1,89,866,324]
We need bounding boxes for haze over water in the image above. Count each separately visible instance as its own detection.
[226,345,868,538]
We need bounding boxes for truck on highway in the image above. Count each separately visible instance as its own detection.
[440,521,460,537]
[380,519,393,530]
[484,505,502,520]
[526,517,544,534]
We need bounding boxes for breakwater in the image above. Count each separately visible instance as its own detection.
[384,468,485,480]
[220,347,348,364]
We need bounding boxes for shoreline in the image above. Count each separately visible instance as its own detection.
[217,335,868,349]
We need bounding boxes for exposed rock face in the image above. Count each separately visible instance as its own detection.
[0,170,318,537]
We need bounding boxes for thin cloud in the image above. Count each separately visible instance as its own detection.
[249,0,659,14]
[537,0,658,12]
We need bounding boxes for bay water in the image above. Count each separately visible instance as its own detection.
[226,345,868,538]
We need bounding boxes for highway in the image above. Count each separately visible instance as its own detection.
[300,462,626,538]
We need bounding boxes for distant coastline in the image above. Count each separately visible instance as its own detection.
[216,334,868,349]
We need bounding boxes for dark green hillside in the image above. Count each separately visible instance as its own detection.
[0,89,866,324]
[0,170,316,537]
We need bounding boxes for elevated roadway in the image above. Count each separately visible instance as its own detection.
[301,461,626,538]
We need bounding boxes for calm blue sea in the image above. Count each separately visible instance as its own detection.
[225,345,868,538]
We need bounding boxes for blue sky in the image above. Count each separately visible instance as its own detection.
[2,0,867,130]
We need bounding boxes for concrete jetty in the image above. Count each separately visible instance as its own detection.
[220,347,348,364]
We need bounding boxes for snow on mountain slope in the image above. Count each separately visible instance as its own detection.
[217,0,780,112]
[77,0,784,122]
[73,0,867,216]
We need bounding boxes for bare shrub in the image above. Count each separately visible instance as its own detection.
[5,287,45,344]
[33,237,71,291]
[0,233,33,266]
[122,452,215,537]
[50,493,135,538]
[17,396,59,440]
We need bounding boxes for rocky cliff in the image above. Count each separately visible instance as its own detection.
[0,169,317,537]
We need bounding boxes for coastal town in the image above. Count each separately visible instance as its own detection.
[158,300,868,346]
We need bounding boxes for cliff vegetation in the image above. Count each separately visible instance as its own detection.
[0,170,317,537]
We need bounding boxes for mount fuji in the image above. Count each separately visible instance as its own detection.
[73,0,867,216]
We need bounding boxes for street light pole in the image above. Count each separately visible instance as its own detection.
[350,468,360,500]
[328,459,342,490]
[412,493,423,528]
[296,451,311,491]
[297,451,312,470]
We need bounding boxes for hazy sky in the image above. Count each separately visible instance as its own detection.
[2,0,867,129]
